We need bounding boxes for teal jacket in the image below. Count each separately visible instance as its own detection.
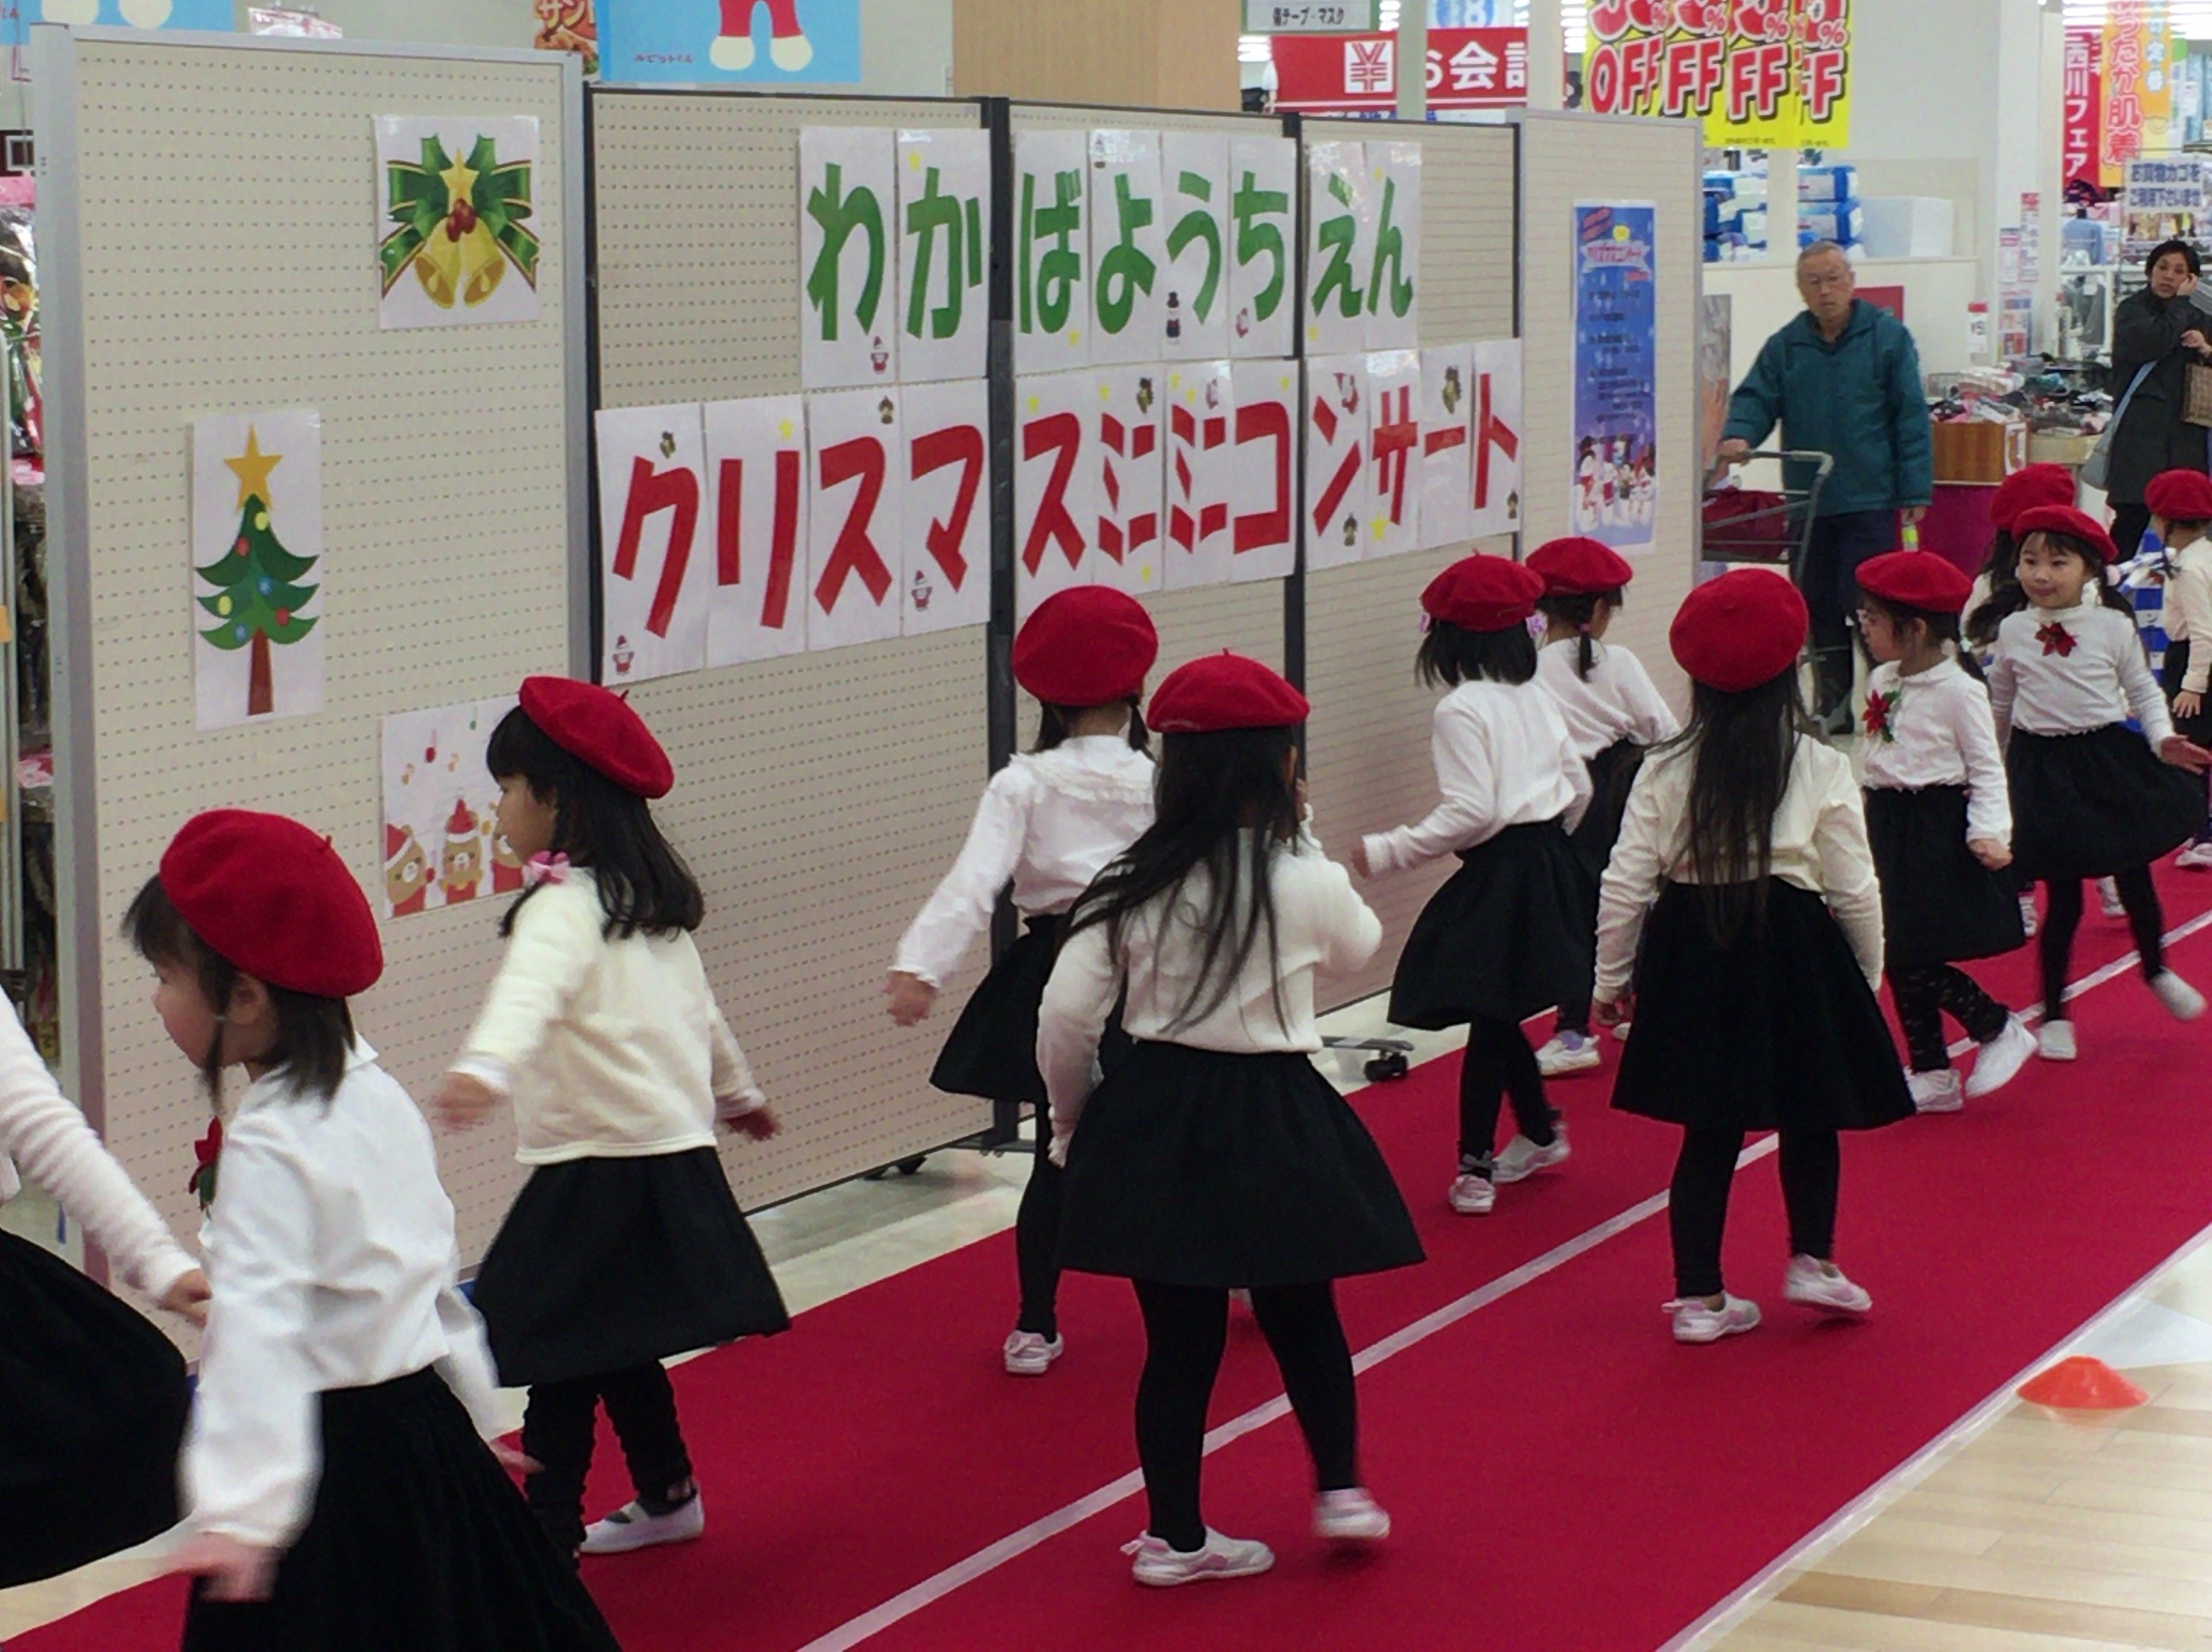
[1723,300,1932,517]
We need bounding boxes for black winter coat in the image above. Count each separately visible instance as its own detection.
[2107,288,2211,506]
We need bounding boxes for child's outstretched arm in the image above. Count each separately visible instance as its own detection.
[888,769,1033,1026]
[435,885,598,1129]
[711,1005,778,1142]
[1593,759,1668,1016]
[1355,700,1499,877]
[1037,919,1118,1165]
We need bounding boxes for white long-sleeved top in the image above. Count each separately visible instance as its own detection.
[0,998,195,1301]
[1360,679,1593,875]
[2165,539,2212,693]
[453,868,765,1165]
[893,736,1155,988]
[1038,831,1382,1147]
[1534,638,1681,762]
[1987,602,2174,748]
[186,1043,503,1550]
[1596,737,1884,999]
[1860,658,2014,846]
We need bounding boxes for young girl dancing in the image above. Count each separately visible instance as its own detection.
[1527,535,1680,1078]
[2147,468,2212,868]
[437,677,789,1561]
[1042,652,1422,1587]
[889,586,1156,1376]
[1855,550,2033,1113]
[130,811,616,1649]
[1597,572,1912,1345]
[1353,554,1591,1217]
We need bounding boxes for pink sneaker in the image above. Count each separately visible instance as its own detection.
[1123,1529,1275,1587]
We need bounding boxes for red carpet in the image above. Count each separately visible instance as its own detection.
[20,873,2212,1651]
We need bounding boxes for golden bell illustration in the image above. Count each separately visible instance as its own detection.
[413,198,505,309]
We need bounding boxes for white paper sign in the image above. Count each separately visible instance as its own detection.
[1306,142,1370,356]
[379,696,518,918]
[598,404,711,686]
[896,128,991,384]
[702,396,810,668]
[375,116,543,332]
[1230,135,1299,360]
[1094,365,1166,596]
[1016,128,1091,374]
[1471,337,1525,540]
[1229,361,1297,585]
[1419,344,1476,550]
[1164,361,1236,590]
[193,410,326,730]
[1016,369,1098,620]
[903,377,992,635]
[1365,143,1423,350]
[1364,351,1423,561]
[1090,130,1168,367]
[801,127,900,391]
[1160,133,1231,363]
[806,387,907,649]
[1304,353,1371,573]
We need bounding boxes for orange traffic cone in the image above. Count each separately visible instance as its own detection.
[2016,1356,2148,1411]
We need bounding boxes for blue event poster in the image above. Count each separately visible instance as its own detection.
[598,0,862,86]
[1570,201,1659,556]
[8,0,233,44]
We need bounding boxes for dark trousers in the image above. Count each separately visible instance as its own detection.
[521,1362,693,1556]
[1458,1017,1558,1168]
[1893,963,2011,1072]
[2111,503,2154,567]
[1015,1129,1064,1339]
[1800,509,1900,714]
[1131,1279,1359,1553]
[2042,869,2166,1019]
[1669,1127,1840,1299]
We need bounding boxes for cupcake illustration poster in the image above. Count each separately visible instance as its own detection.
[378,696,520,919]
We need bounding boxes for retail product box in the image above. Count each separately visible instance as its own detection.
[1799,164,1858,201]
[1860,196,1955,259]
[1800,199,1864,245]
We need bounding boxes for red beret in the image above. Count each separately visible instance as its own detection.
[1855,550,1972,616]
[2012,504,2117,566]
[1525,536,1635,596]
[519,677,674,799]
[1012,587,1160,707]
[1988,463,2076,534]
[2146,468,2212,525]
[160,811,383,998]
[1420,554,1547,632]
[1670,569,1808,693]
[1148,651,1309,734]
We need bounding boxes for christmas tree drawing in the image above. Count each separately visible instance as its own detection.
[197,428,317,720]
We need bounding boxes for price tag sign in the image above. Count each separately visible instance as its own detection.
[1244,2,1380,32]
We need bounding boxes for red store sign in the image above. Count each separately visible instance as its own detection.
[1271,27,1532,114]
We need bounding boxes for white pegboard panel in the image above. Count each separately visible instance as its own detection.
[40,32,581,1277]
[591,90,996,1207]
[1516,112,1701,715]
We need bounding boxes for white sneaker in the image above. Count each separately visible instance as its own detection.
[2017,893,2040,938]
[1907,1067,1963,1114]
[2178,840,2212,870]
[1003,1329,1064,1376]
[1493,1123,1570,1184]
[1313,1488,1391,1542]
[580,1494,705,1556]
[2098,877,2127,918]
[1610,1021,1633,1042]
[1448,1172,1496,1215]
[2039,1020,2077,1062]
[1784,1255,1872,1316]
[2151,970,2208,1022]
[1666,1294,1761,1344]
[1965,1015,2037,1100]
[1535,1031,1602,1077]
[1124,1529,1275,1587]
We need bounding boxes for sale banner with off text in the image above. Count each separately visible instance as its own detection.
[1584,0,1850,149]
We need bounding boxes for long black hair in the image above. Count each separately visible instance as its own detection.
[1965,530,2021,651]
[1662,667,1814,948]
[1417,618,1538,689]
[1064,724,1301,1035]
[1538,588,1626,681]
[1971,527,2133,640]
[486,706,704,941]
[124,877,356,1105]
[1033,695,1150,753]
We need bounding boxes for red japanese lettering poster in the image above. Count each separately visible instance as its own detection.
[1015,369,1098,620]
[1094,365,1166,597]
[1303,352,1371,574]
[1228,360,1298,586]
[598,403,711,685]
[901,378,991,636]
[806,387,906,649]
[702,395,810,668]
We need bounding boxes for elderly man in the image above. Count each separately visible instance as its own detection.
[1718,241,1932,729]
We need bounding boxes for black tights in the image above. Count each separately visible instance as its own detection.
[521,1362,693,1556]
[1668,1128,1839,1300]
[1015,1127,1063,1339]
[1132,1279,1358,1553]
[1458,1017,1557,1170]
[2041,869,2164,1021]
[1892,963,2011,1072]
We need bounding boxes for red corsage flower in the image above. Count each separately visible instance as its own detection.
[2036,622,2078,658]
[1863,689,1898,743]
[189,1117,222,1213]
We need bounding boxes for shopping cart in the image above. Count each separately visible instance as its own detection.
[1702,449,1836,586]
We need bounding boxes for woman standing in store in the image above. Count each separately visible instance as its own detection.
[2104,239,2212,563]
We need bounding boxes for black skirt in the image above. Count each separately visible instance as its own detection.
[1612,880,1913,1134]
[0,1230,190,1588]
[1569,740,1648,881]
[1387,820,1594,1031]
[931,913,1062,1107]
[2163,641,2212,747]
[1057,1043,1424,1290]
[1865,786,2027,969]
[2007,724,2205,881]
[180,1368,620,1652]
[472,1147,789,1387]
